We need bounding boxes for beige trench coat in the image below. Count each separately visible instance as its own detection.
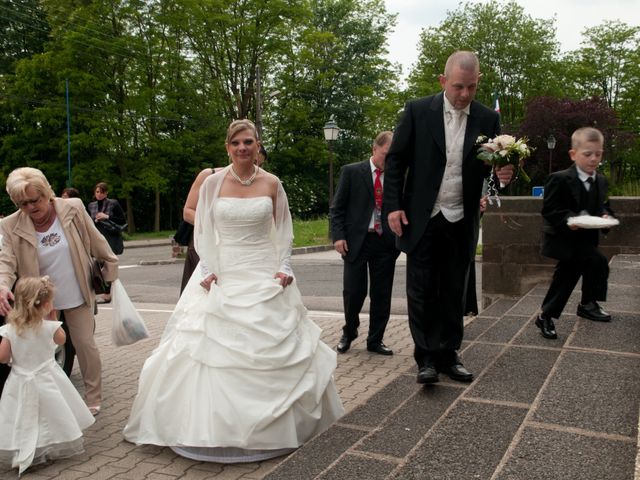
[0,197,118,305]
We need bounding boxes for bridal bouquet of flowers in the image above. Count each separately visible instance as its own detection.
[476,134,532,184]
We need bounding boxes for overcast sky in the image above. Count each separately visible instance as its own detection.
[384,0,640,78]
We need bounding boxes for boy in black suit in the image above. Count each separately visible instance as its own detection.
[330,131,400,355]
[536,127,615,339]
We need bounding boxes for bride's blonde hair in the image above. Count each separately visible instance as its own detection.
[7,276,56,336]
[225,119,259,145]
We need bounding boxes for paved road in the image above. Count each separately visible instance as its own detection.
[116,244,415,314]
[117,243,481,316]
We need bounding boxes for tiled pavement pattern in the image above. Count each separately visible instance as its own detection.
[1,255,638,479]
[265,254,640,480]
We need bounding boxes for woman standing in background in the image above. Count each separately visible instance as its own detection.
[87,182,126,303]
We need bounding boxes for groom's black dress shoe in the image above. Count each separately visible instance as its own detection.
[416,365,439,384]
[577,302,611,322]
[336,335,352,353]
[367,343,393,355]
[535,315,558,339]
[438,363,473,383]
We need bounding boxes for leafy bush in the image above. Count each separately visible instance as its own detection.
[281,175,322,219]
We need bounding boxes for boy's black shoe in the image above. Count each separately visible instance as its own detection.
[535,315,558,339]
[577,302,611,322]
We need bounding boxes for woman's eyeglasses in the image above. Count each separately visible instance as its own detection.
[17,195,42,208]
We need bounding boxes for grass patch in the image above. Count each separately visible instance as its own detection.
[293,217,331,248]
[123,230,175,241]
[124,217,332,249]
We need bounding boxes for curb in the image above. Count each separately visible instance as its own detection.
[133,241,334,266]
[292,244,334,255]
[123,238,173,249]
[139,258,184,266]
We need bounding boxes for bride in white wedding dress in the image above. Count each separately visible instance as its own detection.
[123,120,344,463]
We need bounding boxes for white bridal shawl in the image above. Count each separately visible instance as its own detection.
[194,165,294,278]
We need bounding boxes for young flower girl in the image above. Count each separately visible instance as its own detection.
[0,276,94,475]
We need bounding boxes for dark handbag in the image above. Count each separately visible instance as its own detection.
[173,220,194,247]
[97,219,126,255]
[91,260,111,295]
[101,219,128,234]
[106,233,124,255]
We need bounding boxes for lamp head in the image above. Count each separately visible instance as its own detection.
[323,117,340,141]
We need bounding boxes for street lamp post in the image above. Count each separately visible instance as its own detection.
[547,134,556,175]
[323,117,340,238]
[323,117,340,210]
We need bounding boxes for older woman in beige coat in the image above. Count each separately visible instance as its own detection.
[0,167,118,414]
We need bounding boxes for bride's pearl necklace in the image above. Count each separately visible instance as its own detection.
[230,164,258,186]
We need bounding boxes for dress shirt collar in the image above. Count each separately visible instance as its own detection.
[576,166,596,184]
[443,94,470,118]
[369,157,381,174]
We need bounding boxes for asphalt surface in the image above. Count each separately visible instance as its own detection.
[116,240,417,314]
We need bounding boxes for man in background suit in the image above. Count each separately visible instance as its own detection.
[384,51,514,384]
[330,131,400,355]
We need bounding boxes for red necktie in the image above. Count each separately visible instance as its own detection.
[374,168,383,236]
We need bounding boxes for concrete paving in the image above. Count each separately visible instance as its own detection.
[2,248,637,479]
[266,254,640,480]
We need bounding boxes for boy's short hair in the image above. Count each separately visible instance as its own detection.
[571,127,604,149]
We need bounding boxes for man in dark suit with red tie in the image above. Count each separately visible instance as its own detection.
[330,131,400,355]
[384,51,514,383]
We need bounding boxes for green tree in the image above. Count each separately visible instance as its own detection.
[174,0,307,122]
[517,96,626,189]
[565,21,640,138]
[0,0,400,225]
[268,0,399,216]
[567,21,639,110]
[548,21,640,188]
[407,0,561,127]
[0,0,50,74]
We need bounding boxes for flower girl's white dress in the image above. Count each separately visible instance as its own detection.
[124,170,344,463]
[0,321,94,475]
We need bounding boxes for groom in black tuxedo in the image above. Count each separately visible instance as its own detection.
[330,131,400,355]
[384,51,514,384]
